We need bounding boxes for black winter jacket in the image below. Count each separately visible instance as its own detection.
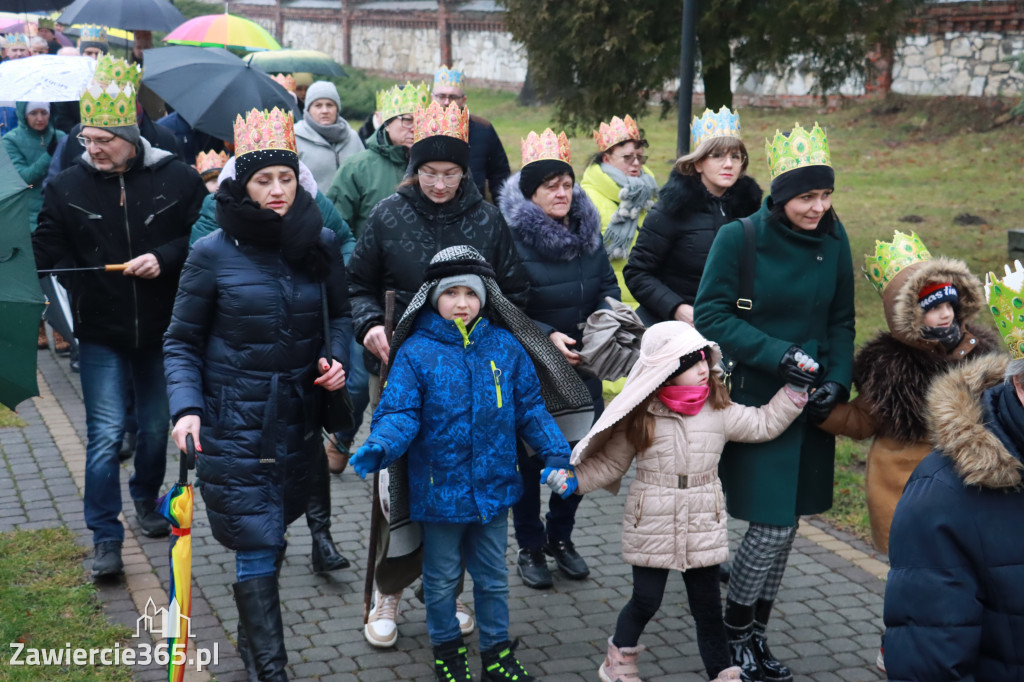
[348,178,529,349]
[624,172,762,324]
[499,171,619,345]
[33,140,206,350]
[164,226,352,553]
[468,115,511,201]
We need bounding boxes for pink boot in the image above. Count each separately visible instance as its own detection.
[598,636,645,682]
[714,666,743,680]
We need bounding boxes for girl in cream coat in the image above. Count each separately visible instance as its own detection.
[560,322,809,682]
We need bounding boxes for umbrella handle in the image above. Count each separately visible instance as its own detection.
[181,433,197,483]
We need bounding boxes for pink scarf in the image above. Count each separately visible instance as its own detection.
[658,385,710,415]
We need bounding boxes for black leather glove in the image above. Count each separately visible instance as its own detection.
[778,345,819,387]
[46,135,58,156]
[806,381,849,423]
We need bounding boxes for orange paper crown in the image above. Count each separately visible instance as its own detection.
[521,129,571,167]
[194,150,230,176]
[271,73,296,93]
[413,101,469,145]
[233,108,296,157]
[593,115,641,152]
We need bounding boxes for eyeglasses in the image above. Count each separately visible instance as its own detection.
[614,153,647,165]
[418,171,463,187]
[77,134,116,148]
[707,151,746,163]
[433,93,466,104]
[395,115,415,128]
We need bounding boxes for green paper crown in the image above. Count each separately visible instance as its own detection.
[80,56,139,128]
[986,260,1024,360]
[765,122,831,181]
[375,82,429,122]
[864,230,932,295]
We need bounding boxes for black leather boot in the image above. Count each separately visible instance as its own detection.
[233,577,289,681]
[719,560,731,585]
[307,446,349,573]
[724,600,764,682]
[432,636,473,681]
[752,599,793,682]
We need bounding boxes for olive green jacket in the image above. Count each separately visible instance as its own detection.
[326,128,408,240]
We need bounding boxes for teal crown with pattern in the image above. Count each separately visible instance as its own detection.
[79,25,108,45]
[691,106,741,149]
[433,65,465,89]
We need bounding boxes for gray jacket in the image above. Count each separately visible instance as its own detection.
[294,119,364,194]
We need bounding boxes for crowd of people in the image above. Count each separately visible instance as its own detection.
[6,27,1024,681]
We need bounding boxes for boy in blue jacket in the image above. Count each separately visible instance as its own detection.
[351,245,588,682]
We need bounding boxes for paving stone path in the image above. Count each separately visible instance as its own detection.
[0,349,890,681]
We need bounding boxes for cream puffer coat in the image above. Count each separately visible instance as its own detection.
[575,387,802,571]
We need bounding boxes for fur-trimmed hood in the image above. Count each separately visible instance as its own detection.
[926,352,1023,489]
[882,257,985,351]
[499,170,602,261]
[652,170,762,221]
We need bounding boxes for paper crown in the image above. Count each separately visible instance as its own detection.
[195,150,230,176]
[864,230,933,295]
[413,101,469,144]
[233,107,297,157]
[79,56,139,128]
[765,122,831,181]
[594,115,641,152]
[691,106,742,149]
[433,65,465,89]
[376,81,430,122]
[271,73,296,93]
[78,25,108,44]
[986,261,1024,360]
[5,33,29,47]
[38,18,55,30]
[521,129,571,167]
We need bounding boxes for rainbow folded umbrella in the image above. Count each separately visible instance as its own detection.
[163,13,281,51]
[157,435,196,682]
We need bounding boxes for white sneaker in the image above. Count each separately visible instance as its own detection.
[455,598,475,636]
[364,590,400,648]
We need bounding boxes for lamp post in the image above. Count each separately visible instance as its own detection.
[676,0,698,158]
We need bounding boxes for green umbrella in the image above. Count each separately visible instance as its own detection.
[0,146,45,411]
[244,49,346,78]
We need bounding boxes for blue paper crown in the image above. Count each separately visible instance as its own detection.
[690,106,742,149]
[79,25,108,43]
[434,65,465,89]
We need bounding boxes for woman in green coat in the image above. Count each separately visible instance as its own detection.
[2,102,65,230]
[694,122,855,682]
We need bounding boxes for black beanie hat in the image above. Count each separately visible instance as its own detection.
[519,159,574,199]
[409,136,470,174]
[770,165,835,206]
[235,148,300,186]
[918,282,960,313]
[667,346,710,379]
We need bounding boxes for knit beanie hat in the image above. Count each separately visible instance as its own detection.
[26,102,50,115]
[304,81,341,116]
[918,281,959,313]
[105,124,141,145]
[519,158,574,200]
[667,346,710,380]
[770,164,835,206]
[430,274,487,310]
[409,135,470,174]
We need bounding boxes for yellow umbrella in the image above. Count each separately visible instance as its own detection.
[157,435,196,682]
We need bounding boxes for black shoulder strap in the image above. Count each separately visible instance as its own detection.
[736,217,755,319]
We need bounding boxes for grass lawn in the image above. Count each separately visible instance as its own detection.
[0,527,132,681]
[469,90,1024,543]
[0,406,26,429]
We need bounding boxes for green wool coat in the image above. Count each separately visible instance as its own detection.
[1,102,65,231]
[326,129,408,240]
[694,199,855,526]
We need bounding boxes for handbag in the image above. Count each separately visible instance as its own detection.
[720,216,756,393]
[320,283,355,433]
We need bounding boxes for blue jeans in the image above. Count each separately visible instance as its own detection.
[422,514,510,649]
[335,336,369,444]
[79,342,170,545]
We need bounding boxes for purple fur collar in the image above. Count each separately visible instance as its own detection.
[499,171,603,262]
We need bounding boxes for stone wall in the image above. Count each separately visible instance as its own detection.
[892,31,1024,95]
[349,23,438,73]
[281,19,346,64]
[451,28,527,83]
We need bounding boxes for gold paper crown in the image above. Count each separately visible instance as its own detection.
[375,82,430,122]
[521,129,571,167]
[38,18,55,30]
[5,33,29,48]
[271,73,296,93]
[233,108,297,157]
[433,65,465,89]
[593,115,641,152]
[195,150,230,176]
[986,261,1024,360]
[691,106,742,149]
[79,25,108,44]
[864,230,933,295]
[79,56,139,128]
[765,122,831,181]
[413,101,469,144]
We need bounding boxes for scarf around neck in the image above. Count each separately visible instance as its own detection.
[600,162,658,259]
[658,385,709,415]
[305,115,351,147]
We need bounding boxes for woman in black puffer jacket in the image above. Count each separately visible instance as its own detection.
[624,108,762,327]
[499,129,620,590]
[164,109,351,682]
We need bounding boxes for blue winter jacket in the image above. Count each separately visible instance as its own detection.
[367,310,571,524]
[163,225,352,552]
[884,354,1024,680]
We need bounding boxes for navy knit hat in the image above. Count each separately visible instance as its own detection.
[918,282,959,313]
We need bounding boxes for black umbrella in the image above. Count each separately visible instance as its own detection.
[0,0,65,10]
[58,0,186,32]
[142,46,297,143]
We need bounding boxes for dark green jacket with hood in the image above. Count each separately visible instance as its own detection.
[1,102,65,230]
[326,126,409,239]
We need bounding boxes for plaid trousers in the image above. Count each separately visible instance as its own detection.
[727,521,798,606]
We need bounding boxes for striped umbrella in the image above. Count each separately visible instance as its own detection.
[163,13,281,52]
[157,435,196,682]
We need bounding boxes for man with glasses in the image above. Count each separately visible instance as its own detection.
[430,66,510,203]
[32,56,206,580]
